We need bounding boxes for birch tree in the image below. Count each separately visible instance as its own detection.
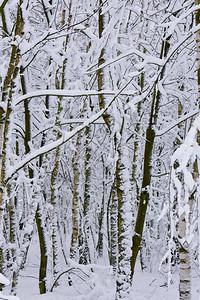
[0,0,200,298]
[0,1,25,291]
[170,3,200,299]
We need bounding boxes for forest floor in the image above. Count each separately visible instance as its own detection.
[16,260,200,300]
[4,236,200,300]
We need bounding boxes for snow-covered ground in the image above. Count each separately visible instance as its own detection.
[15,263,200,300]
[2,237,200,300]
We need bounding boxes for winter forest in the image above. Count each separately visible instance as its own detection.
[1,0,200,299]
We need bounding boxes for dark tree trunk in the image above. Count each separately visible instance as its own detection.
[35,204,48,294]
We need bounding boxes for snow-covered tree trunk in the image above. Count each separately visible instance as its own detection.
[115,119,132,299]
[19,37,48,293]
[178,214,192,300]
[50,109,62,279]
[98,0,110,129]
[172,118,200,300]
[109,182,118,274]
[79,124,92,264]
[8,194,18,294]
[196,0,200,97]
[131,29,171,278]
[96,155,106,258]
[50,4,72,275]
[35,100,48,295]
[195,0,200,277]
[174,4,200,299]
[70,130,83,259]
[0,0,24,287]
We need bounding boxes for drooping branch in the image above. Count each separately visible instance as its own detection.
[14,89,136,106]
[7,77,135,182]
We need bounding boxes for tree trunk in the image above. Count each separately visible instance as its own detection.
[177,6,200,297]
[70,130,83,259]
[131,33,171,279]
[35,204,48,294]
[0,0,24,289]
[115,120,132,299]
[50,4,72,274]
[50,128,61,279]
[98,0,110,129]
[179,213,191,300]
[20,60,48,293]
[108,180,118,274]
[79,125,92,264]
[96,155,106,258]
[131,127,155,277]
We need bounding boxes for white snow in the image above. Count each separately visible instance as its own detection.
[0,274,10,285]
[13,89,136,107]
[0,293,20,300]
[86,47,165,74]
[15,263,200,300]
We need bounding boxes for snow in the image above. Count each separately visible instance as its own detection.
[160,4,200,36]
[157,203,168,222]
[8,81,138,182]
[156,109,199,137]
[0,293,20,300]
[0,275,20,300]
[15,264,200,300]
[0,274,10,285]
[8,239,199,300]
[13,89,137,106]
[2,1,200,300]
[86,47,165,74]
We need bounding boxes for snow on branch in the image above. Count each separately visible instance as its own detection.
[7,79,134,182]
[86,48,165,73]
[0,273,9,285]
[156,109,199,137]
[87,23,200,80]
[171,114,200,242]
[13,89,136,106]
[32,118,105,139]
[159,5,200,36]
[0,274,19,299]
[172,114,200,183]
[6,110,104,181]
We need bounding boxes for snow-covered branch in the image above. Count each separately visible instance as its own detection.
[6,111,103,181]
[8,79,134,182]
[156,109,199,137]
[32,118,105,139]
[13,89,136,106]
[86,48,165,74]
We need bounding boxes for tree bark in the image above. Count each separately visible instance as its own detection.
[115,120,132,299]
[177,5,200,298]
[131,33,171,279]
[0,0,24,290]
[70,130,83,259]
[35,204,48,294]
[79,125,92,264]
[98,0,110,129]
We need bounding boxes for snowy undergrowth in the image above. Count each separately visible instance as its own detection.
[0,274,20,300]
[4,237,200,300]
[15,262,200,300]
